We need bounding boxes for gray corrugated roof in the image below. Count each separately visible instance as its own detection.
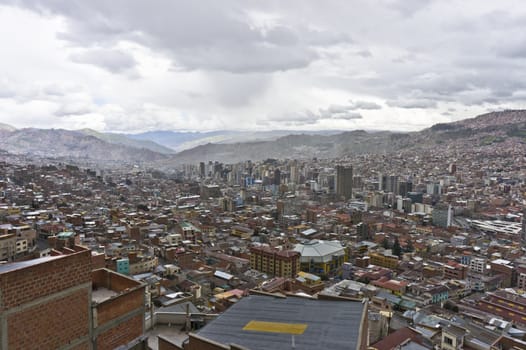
[195,295,365,350]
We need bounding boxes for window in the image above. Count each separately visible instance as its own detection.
[444,336,453,345]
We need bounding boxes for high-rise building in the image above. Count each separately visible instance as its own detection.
[433,203,452,228]
[407,191,423,204]
[336,165,353,200]
[398,180,413,197]
[290,165,298,184]
[274,168,281,186]
[385,175,399,194]
[522,207,526,247]
[276,200,285,222]
[199,161,206,178]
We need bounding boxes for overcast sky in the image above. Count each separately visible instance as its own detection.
[0,0,525,133]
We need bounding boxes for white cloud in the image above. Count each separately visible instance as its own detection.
[0,1,526,133]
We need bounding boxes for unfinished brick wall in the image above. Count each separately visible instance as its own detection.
[0,249,92,350]
[93,268,138,292]
[92,268,146,349]
[95,313,143,350]
[0,250,91,309]
[6,289,90,350]
[95,287,144,325]
[185,334,230,350]
[91,252,107,270]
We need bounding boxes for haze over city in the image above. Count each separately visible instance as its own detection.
[1,0,526,133]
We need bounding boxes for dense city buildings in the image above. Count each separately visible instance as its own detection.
[3,113,526,349]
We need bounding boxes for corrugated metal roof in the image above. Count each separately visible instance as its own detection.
[214,270,234,280]
[195,295,365,350]
[294,240,346,263]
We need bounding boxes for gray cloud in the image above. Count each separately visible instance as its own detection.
[207,72,271,106]
[303,29,352,46]
[70,49,137,74]
[387,99,438,109]
[2,0,526,132]
[54,102,92,117]
[333,112,363,120]
[356,50,373,58]
[319,102,371,117]
[271,103,363,126]
[349,100,382,110]
[172,45,317,74]
[383,0,434,16]
[8,1,343,74]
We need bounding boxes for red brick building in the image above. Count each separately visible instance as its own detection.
[443,260,468,280]
[478,291,526,326]
[0,247,92,350]
[0,246,147,350]
[92,268,147,350]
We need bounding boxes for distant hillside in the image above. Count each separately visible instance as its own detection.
[173,130,402,164]
[172,110,526,164]
[128,129,341,152]
[78,129,174,154]
[2,110,525,166]
[0,122,16,132]
[0,128,168,163]
[127,130,226,151]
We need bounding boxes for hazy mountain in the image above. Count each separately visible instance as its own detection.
[128,129,341,152]
[1,110,525,166]
[172,110,526,164]
[171,130,400,164]
[0,128,168,163]
[127,130,229,151]
[78,129,174,154]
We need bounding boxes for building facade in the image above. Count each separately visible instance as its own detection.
[336,165,353,200]
[250,245,300,278]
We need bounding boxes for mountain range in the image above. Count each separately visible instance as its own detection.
[126,129,341,152]
[0,110,525,166]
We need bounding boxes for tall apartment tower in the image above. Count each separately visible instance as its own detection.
[199,161,206,178]
[522,207,526,247]
[274,168,281,186]
[336,165,353,200]
[385,175,399,194]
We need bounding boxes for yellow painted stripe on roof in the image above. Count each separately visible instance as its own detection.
[243,321,308,335]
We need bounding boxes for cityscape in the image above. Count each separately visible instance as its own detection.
[2,1,526,350]
[2,110,526,349]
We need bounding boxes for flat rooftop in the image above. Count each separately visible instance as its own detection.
[91,287,118,304]
[146,325,189,350]
[195,295,365,350]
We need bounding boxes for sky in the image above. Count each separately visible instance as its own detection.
[0,0,525,133]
